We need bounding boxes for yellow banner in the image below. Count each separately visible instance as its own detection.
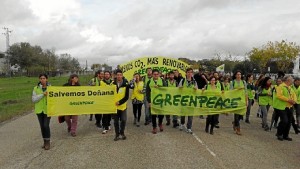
[151,87,247,116]
[119,56,190,80]
[47,86,117,116]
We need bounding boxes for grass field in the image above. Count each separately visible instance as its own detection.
[0,75,93,122]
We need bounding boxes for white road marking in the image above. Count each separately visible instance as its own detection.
[192,133,217,157]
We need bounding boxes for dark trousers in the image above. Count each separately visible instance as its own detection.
[206,115,217,131]
[37,113,51,140]
[233,114,243,127]
[132,103,143,122]
[277,108,293,138]
[152,115,164,128]
[95,114,102,124]
[113,109,127,136]
[102,114,112,130]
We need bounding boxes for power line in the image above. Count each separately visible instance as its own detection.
[2,27,12,77]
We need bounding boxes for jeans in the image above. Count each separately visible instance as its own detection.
[113,109,127,136]
[102,114,112,130]
[181,116,193,129]
[246,99,253,120]
[37,112,51,140]
[152,115,164,128]
[144,99,151,122]
[260,105,270,127]
[65,115,78,134]
[233,114,242,127]
[294,104,300,125]
[133,103,143,122]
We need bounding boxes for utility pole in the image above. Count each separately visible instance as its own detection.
[2,27,12,77]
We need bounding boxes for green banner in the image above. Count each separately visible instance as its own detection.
[47,86,117,116]
[151,87,246,116]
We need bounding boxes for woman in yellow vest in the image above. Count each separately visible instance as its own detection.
[32,74,51,150]
[270,78,282,129]
[230,70,248,135]
[245,74,255,123]
[258,77,273,131]
[203,76,222,135]
[129,73,144,127]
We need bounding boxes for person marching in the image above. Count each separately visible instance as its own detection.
[146,69,167,134]
[129,73,144,127]
[270,78,283,129]
[203,76,222,135]
[245,74,255,123]
[255,74,265,118]
[63,74,80,137]
[88,70,104,127]
[291,77,300,134]
[258,77,273,131]
[212,72,224,128]
[222,76,230,91]
[100,71,114,134]
[273,75,296,141]
[32,74,51,150]
[165,71,178,127]
[230,70,248,135]
[113,70,129,141]
[178,68,198,134]
[143,67,152,125]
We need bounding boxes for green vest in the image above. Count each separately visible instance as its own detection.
[216,81,222,90]
[149,78,163,88]
[247,83,255,100]
[223,83,230,91]
[33,86,47,114]
[231,80,245,89]
[292,85,300,104]
[144,76,152,87]
[182,78,196,88]
[92,77,101,86]
[258,88,272,106]
[273,85,289,110]
[167,79,177,87]
[206,84,221,92]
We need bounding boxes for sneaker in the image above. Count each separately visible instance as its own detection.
[136,122,140,127]
[114,136,119,141]
[277,136,284,141]
[144,121,149,125]
[283,137,292,141]
[133,118,137,125]
[121,134,127,140]
[179,124,184,131]
[215,125,220,128]
[102,130,108,134]
[71,132,76,137]
[186,129,193,134]
[245,119,250,124]
[152,128,157,134]
[96,123,102,128]
[159,124,164,132]
[173,123,179,128]
[264,125,270,131]
[166,120,170,126]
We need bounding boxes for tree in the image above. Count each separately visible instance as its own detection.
[249,40,300,73]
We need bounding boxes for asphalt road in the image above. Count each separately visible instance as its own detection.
[0,103,299,169]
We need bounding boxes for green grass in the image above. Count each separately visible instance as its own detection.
[0,75,93,122]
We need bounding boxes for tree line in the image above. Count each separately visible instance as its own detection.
[6,42,81,76]
[179,40,300,75]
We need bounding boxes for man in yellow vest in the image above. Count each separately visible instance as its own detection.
[274,75,296,141]
[113,70,129,141]
[146,69,167,134]
[100,71,114,134]
[291,77,300,133]
[89,70,104,126]
[143,67,152,125]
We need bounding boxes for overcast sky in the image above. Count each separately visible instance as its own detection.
[1,0,300,68]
